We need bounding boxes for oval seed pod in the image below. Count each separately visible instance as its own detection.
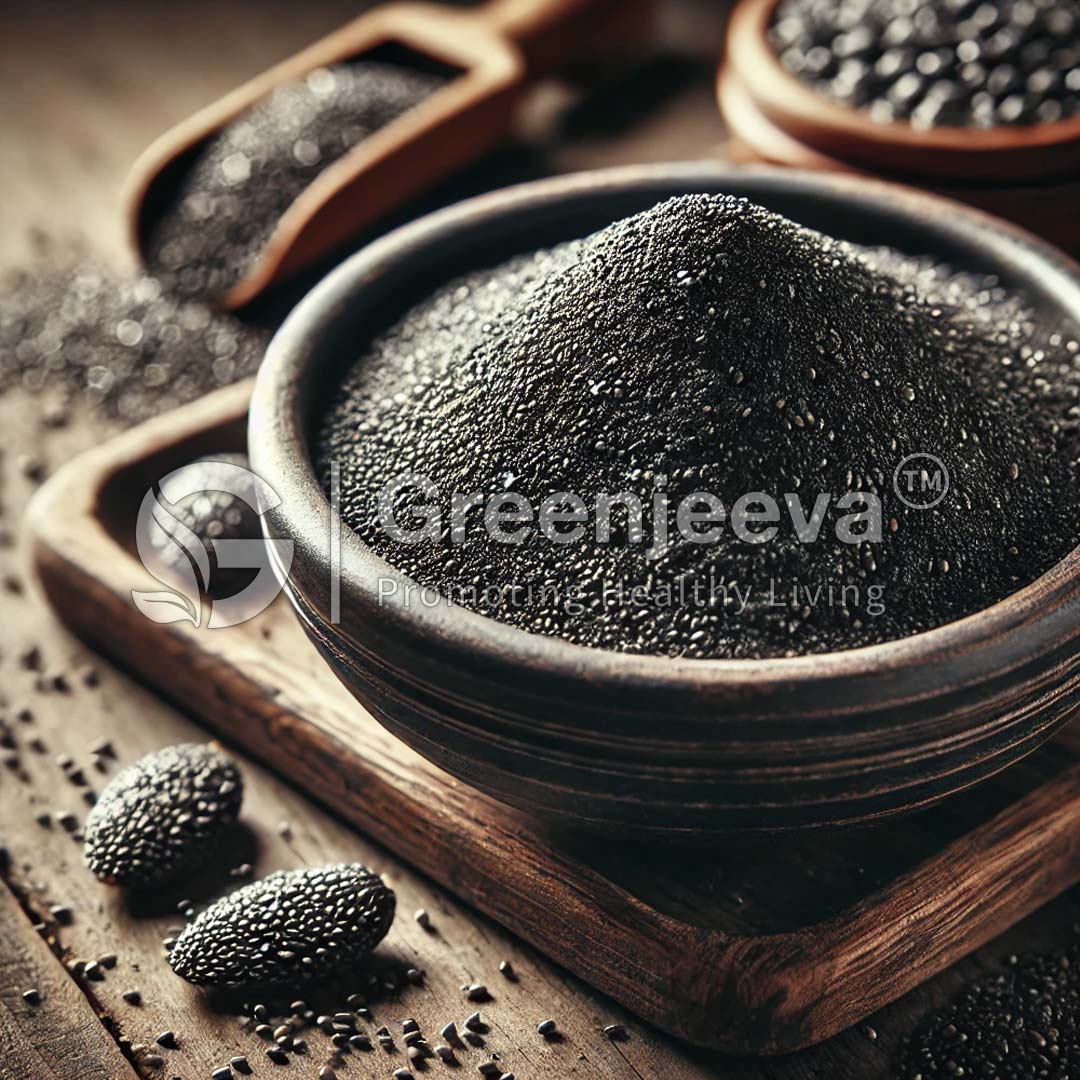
[168,864,395,989]
[84,743,242,886]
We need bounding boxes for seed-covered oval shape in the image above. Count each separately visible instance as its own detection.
[168,864,395,989]
[84,743,242,886]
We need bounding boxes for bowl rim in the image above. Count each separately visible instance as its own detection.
[249,161,1080,696]
[725,0,1080,184]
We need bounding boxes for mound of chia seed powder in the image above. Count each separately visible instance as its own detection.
[771,0,1080,128]
[316,194,1080,660]
[146,61,446,301]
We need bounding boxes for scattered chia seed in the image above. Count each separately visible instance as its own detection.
[49,904,73,925]
[84,743,242,886]
[393,1069,415,1080]
[771,0,1080,127]
[441,1021,460,1043]
[466,983,489,1002]
[498,960,516,981]
[464,1012,485,1033]
[122,989,142,1005]
[21,988,41,1005]
[212,1068,233,1080]
[435,1045,456,1064]
[230,1058,251,1076]
[145,62,446,302]
[265,1047,289,1065]
[0,261,270,422]
[317,194,1080,660]
[155,1030,177,1048]
[169,864,395,989]
[898,945,1080,1077]
[603,1023,627,1041]
[537,1019,557,1037]
[90,738,115,759]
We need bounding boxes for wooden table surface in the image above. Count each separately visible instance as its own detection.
[3,3,1080,1079]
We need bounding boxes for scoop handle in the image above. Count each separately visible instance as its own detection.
[481,0,647,76]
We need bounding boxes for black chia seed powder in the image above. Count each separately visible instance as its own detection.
[0,261,269,423]
[316,194,1080,660]
[770,0,1080,128]
[146,62,447,302]
[897,947,1080,1078]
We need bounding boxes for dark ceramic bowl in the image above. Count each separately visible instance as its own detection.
[249,162,1080,836]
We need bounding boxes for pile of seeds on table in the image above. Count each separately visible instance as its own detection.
[770,0,1080,127]
[146,62,447,302]
[1,733,634,1080]
[0,261,269,423]
[897,945,1080,1078]
[317,193,1080,660]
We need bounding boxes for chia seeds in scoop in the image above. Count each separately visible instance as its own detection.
[771,0,1080,128]
[146,62,446,302]
[316,194,1080,660]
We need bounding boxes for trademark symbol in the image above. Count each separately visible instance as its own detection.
[893,453,949,510]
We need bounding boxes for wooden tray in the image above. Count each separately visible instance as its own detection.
[27,379,1080,1055]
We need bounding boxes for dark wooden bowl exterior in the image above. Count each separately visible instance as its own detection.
[249,163,1080,836]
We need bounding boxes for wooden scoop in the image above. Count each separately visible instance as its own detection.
[124,0,647,309]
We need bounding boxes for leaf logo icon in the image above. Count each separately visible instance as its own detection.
[134,486,211,629]
[131,458,292,631]
[131,589,200,625]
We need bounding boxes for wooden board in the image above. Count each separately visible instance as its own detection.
[26,377,1080,1056]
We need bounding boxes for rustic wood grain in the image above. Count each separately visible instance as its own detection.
[4,1,1080,1077]
[25,378,1080,1055]
[0,881,142,1080]
[2,487,721,1080]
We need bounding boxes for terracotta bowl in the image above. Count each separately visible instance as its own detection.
[249,162,1080,836]
[719,0,1080,254]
